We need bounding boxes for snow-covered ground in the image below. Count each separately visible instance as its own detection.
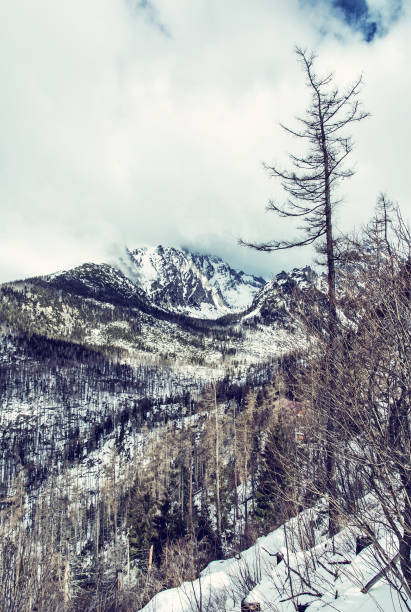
[140,498,408,612]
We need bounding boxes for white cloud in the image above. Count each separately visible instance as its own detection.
[0,0,409,281]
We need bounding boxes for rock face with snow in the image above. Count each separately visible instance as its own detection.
[43,262,149,307]
[4,251,319,369]
[125,246,266,318]
[242,265,324,329]
[37,247,322,326]
[33,252,324,342]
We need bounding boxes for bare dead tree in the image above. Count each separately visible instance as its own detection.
[241,46,369,536]
[282,200,411,604]
[335,200,411,599]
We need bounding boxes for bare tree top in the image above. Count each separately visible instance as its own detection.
[240,46,369,253]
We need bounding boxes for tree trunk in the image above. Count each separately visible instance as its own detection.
[214,384,222,547]
[399,476,411,596]
[320,104,338,538]
[233,401,239,523]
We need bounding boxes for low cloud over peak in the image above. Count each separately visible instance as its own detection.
[0,1,410,282]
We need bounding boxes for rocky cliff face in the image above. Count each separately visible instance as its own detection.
[125,246,266,318]
[241,264,322,327]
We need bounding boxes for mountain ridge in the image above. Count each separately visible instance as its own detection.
[0,249,318,369]
[123,245,266,318]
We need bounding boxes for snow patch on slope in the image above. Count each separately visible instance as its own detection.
[140,496,404,612]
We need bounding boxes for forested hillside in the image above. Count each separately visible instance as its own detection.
[0,247,308,610]
[0,201,409,612]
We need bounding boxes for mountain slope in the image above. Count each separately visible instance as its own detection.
[242,265,325,328]
[0,255,322,369]
[140,495,402,612]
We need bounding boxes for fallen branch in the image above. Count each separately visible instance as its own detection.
[361,553,399,593]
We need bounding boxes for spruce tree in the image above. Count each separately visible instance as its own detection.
[254,424,290,529]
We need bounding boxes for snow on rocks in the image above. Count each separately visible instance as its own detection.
[125,246,265,318]
[140,498,407,612]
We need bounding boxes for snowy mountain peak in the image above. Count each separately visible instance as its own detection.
[125,246,266,318]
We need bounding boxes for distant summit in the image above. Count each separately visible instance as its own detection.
[124,246,266,318]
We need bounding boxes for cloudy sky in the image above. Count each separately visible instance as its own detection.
[0,0,410,281]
